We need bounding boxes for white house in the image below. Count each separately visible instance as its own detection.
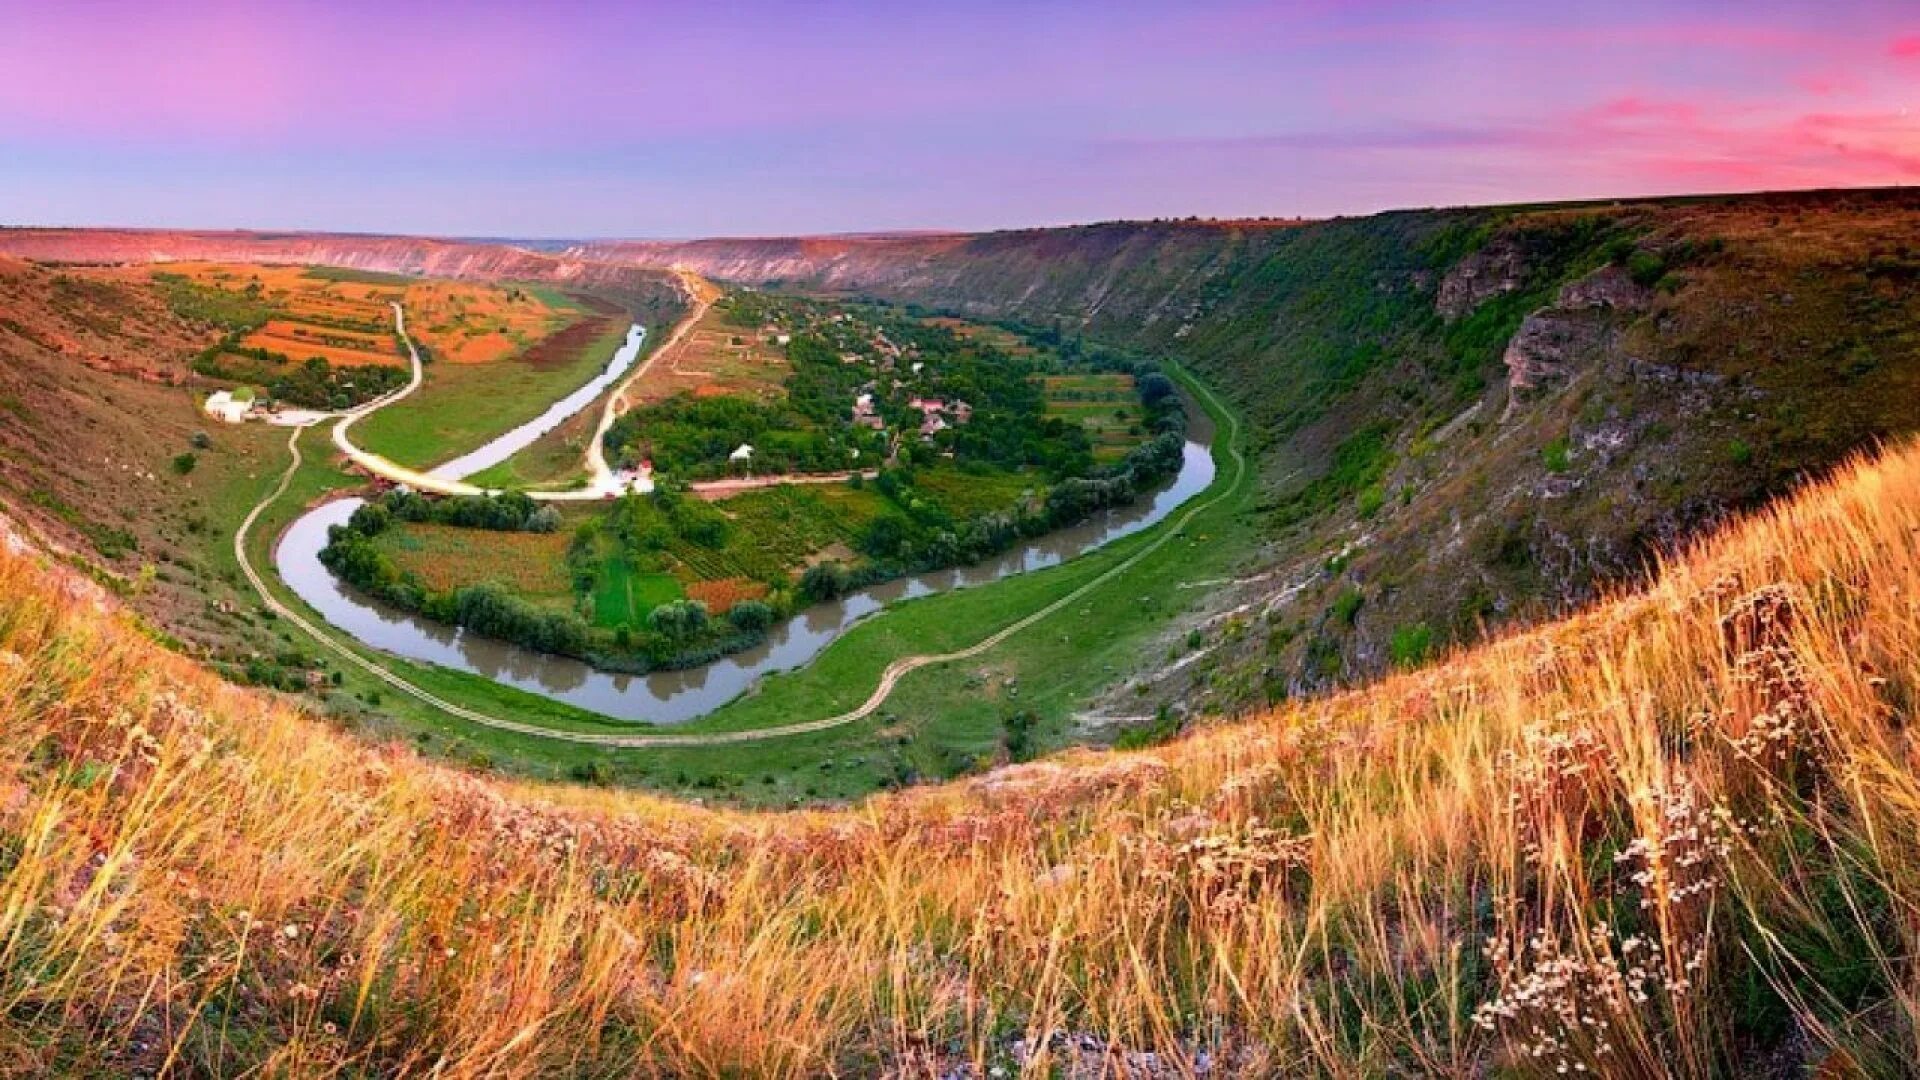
[203,389,251,424]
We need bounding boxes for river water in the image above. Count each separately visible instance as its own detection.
[276,401,1216,725]
[426,323,646,481]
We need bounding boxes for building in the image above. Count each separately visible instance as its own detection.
[851,392,885,431]
[203,389,252,424]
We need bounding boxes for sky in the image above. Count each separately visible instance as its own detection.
[0,0,1915,238]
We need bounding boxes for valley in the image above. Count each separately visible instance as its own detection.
[7,192,1920,1071]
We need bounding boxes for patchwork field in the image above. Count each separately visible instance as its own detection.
[1040,372,1150,461]
[137,261,408,372]
[403,280,576,366]
[923,315,1040,356]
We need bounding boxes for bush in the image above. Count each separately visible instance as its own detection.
[171,452,198,476]
[1356,482,1386,519]
[1389,623,1435,668]
[799,562,852,603]
[728,600,774,634]
[1331,587,1364,627]
[1542,437,1571,474]
[1626,248,1667,287]
[1115,706,1181,750]
[1003,709,1038,762]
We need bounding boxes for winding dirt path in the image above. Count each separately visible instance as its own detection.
[582,268,715,493]
[232,375,1244,748]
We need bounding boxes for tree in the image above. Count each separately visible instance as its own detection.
[728,599,774,634]
[1138,371,1176,406]
[799,562,852,603]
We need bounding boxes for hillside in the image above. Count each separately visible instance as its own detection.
[0,257,300,655]
[0,228,686,327]
[586,189,1920,720]
[3,403,1917,1072]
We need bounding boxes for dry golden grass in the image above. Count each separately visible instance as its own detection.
[2,437,1919,1074]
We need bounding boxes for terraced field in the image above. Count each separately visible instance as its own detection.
[1040,372,1149,461]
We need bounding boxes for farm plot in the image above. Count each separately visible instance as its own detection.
[624,299,788,408]
[913,466,1039,518]
[591,545,686,628]
[1040,373,1149,461]
[923,316,1040,357]
[401,280,579,366]
[647,483,888,585]
[240,319,400,367]
[373,523,576,609]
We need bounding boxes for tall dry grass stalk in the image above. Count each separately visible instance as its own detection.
[1,439,1918,1075]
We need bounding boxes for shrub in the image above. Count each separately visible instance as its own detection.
[1003,710,1038,762]
[728,600,774,634]
[1115,706,1181,750]
[1389,623,1434,668]
[171,452,198,476]
[1356,482,1386,519]
[1626,248,1667,287]
[1543,437,1572,474]
[1332,587,1364,627]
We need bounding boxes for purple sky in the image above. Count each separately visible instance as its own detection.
[1,0,1915,237]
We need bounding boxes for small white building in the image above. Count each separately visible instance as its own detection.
[729,444,754,464]
[204,389,252,424]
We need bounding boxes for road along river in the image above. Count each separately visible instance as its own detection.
[273,424,1215,725]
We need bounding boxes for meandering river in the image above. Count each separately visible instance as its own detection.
[275,386,1216,725]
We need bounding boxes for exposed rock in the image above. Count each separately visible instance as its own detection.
[1502,265,1654,409]
[1437,235,1525,321]
[1503,308,1609,396]
[1557,263,1652,313]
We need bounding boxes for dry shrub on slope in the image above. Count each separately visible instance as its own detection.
[0,439,1918,1075]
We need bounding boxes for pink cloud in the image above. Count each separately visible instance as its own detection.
[1892,35,1920,58]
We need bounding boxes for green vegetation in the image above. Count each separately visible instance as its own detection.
[1543,436,1572,473]
[1389,622,1434,667]
[152,270,276,329]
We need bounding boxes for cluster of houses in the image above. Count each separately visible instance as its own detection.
[849,390,973,440]
[908,396,972,438]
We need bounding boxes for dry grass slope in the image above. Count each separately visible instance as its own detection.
[2,435,1918,1074]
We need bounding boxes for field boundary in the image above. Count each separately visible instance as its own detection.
[234,367,1245,748]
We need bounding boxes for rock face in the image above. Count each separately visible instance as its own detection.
[1502,265,1653,401]
[1556,264,1652,313]
[1436,235,1525,320]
